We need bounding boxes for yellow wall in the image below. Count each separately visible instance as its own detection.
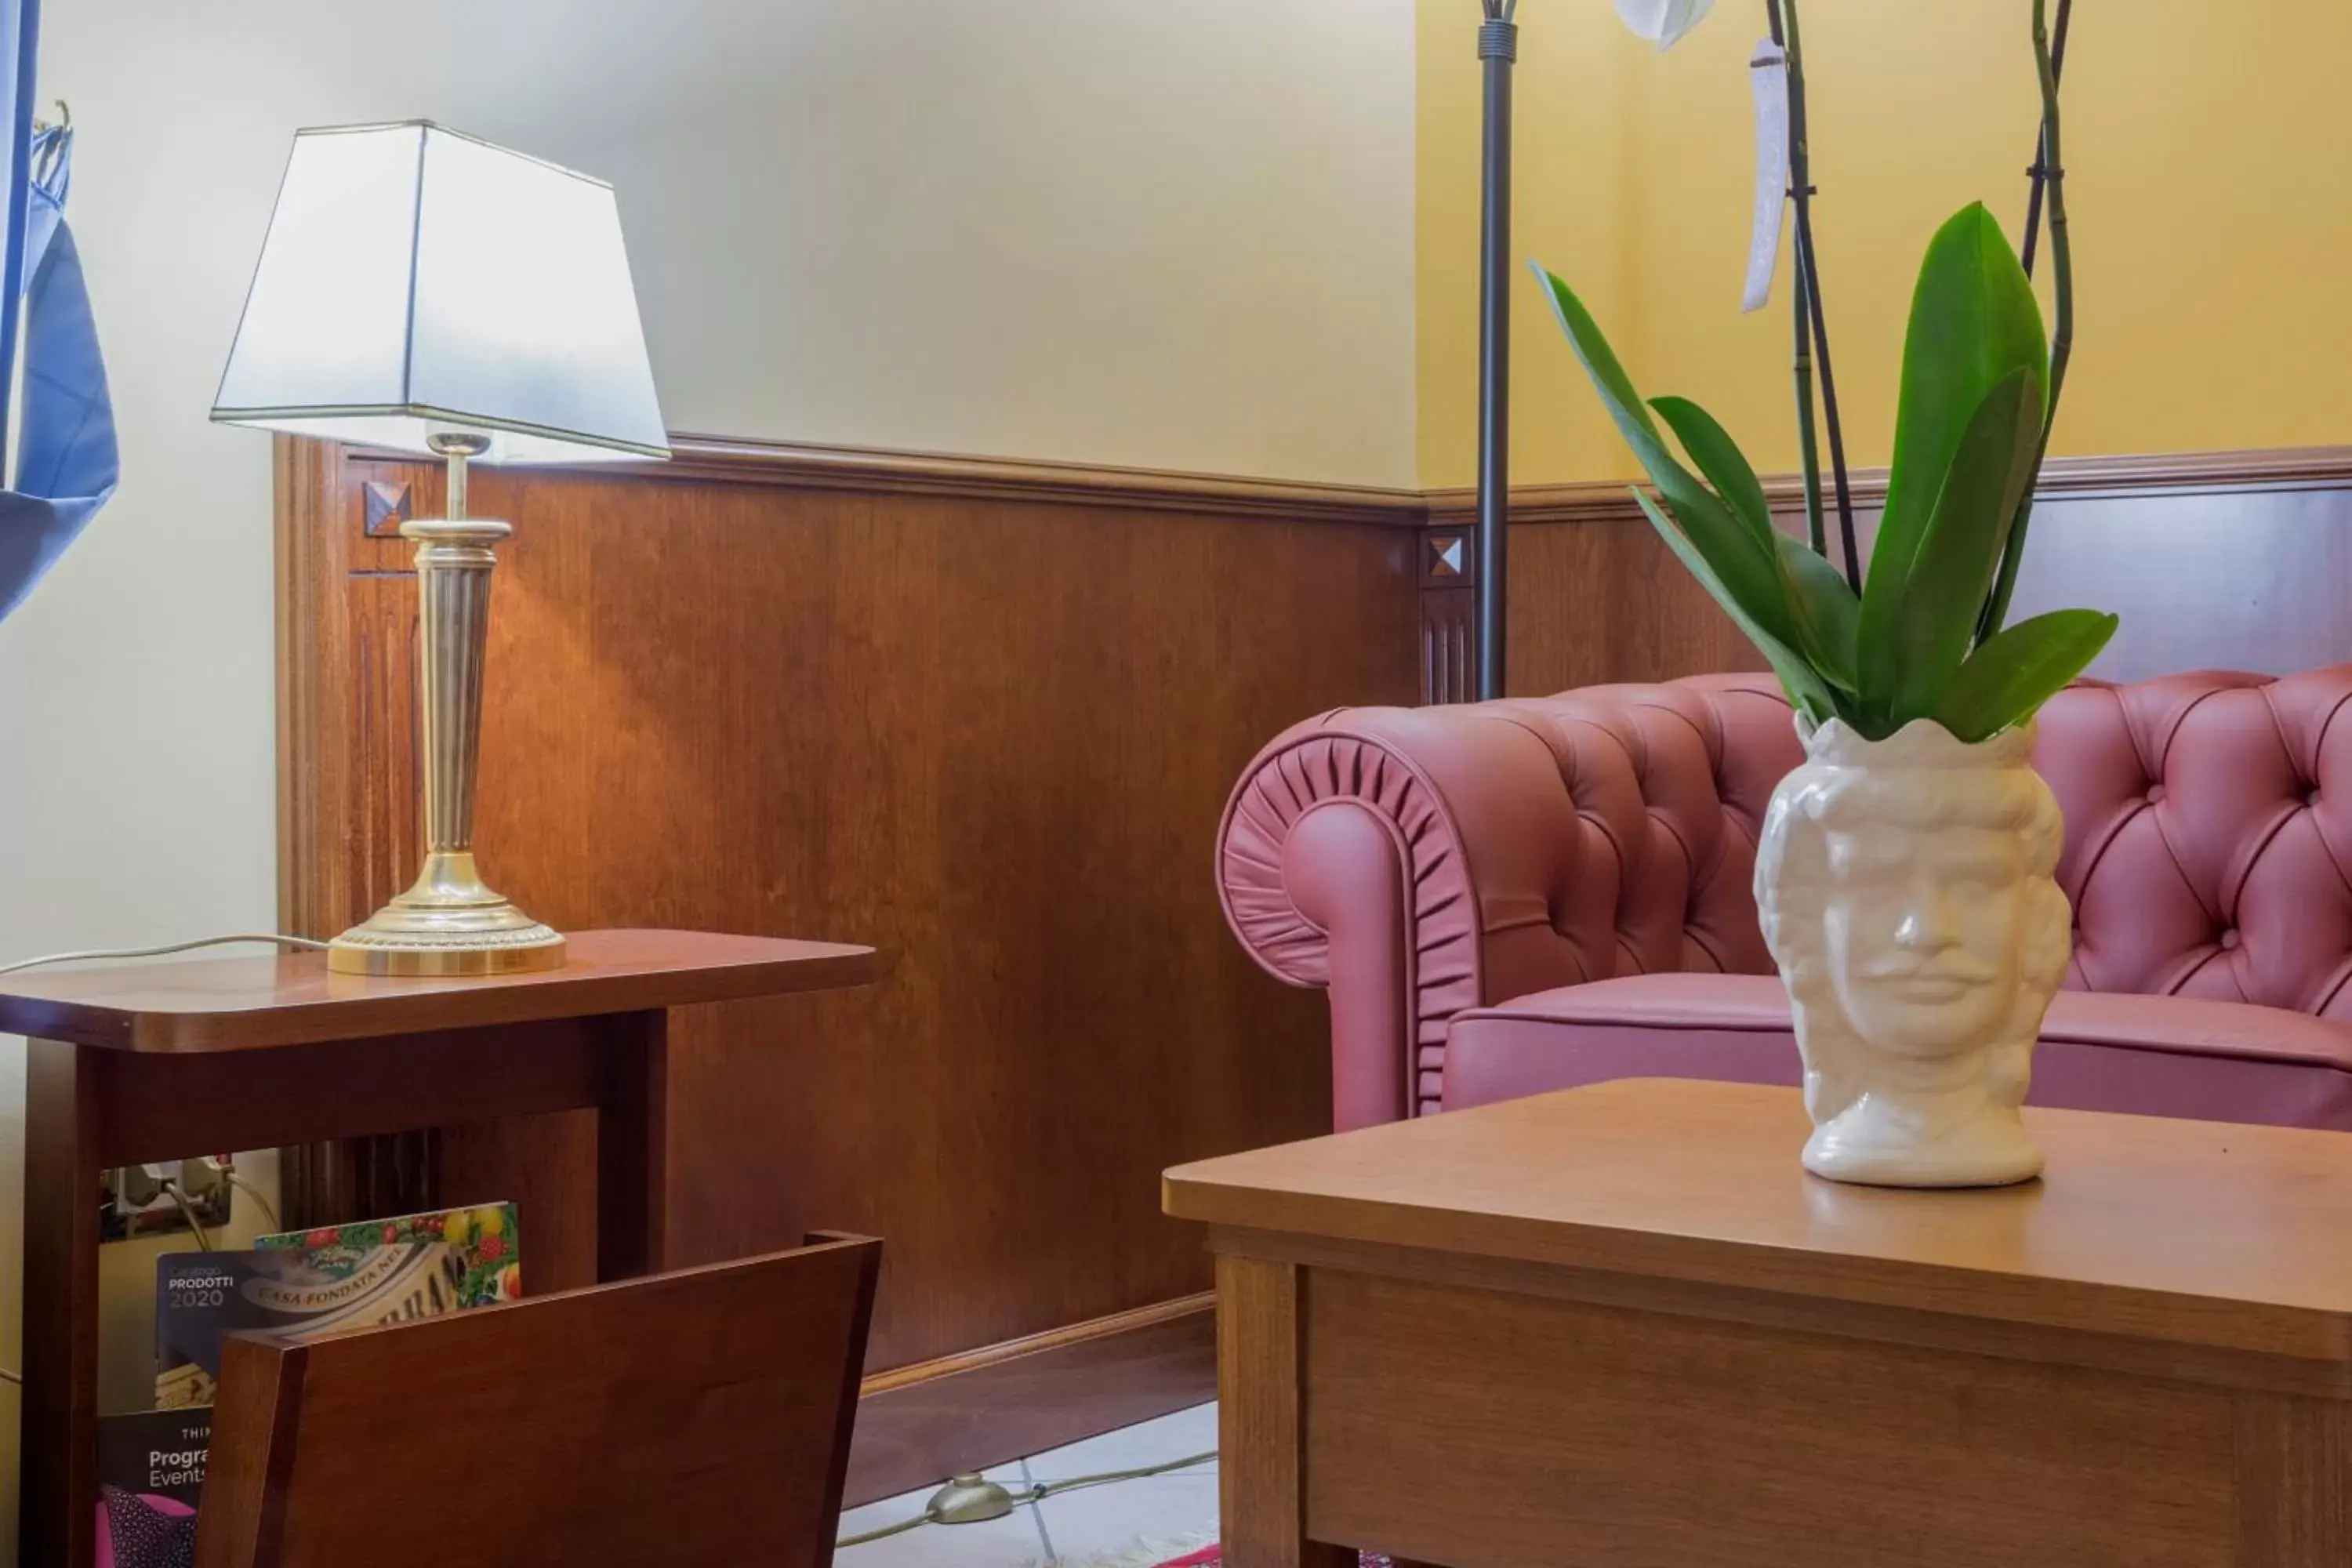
[1418,0,2352,488]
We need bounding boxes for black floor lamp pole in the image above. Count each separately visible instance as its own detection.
[1474,2,1517,702]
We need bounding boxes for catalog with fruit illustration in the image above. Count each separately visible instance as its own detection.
[153,1200,521,1409]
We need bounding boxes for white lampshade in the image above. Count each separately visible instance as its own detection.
[212,121,668,464]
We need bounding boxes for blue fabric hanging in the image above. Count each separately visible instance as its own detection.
[0,0,34,448]
[0,116,115,622]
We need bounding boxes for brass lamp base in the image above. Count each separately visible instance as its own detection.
[329,436,562,979]
[327,851,566,977]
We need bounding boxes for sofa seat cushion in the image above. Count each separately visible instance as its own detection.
[1443,974,2352,1131]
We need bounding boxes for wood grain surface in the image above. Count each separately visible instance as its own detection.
[1465,448,2352,695]
[280,434,1413,1399]
[1190,1075,2352,1567]
[1219,1255,1351,1568]
[196,1236,880,1568]
[848,1292,1215,1506]
[1300,1266,2245,1568]
[0,928,873,1053]
[280,430,2352,1488]
[1168,1080,2352,1365]
[23,1041,100,1568]
[27,983,711,1566]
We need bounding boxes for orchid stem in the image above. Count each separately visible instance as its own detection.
[1983,0,2073,638]
[1779,0,1860,590]
[1792,245,1827,559]
[1769,0,1827,557]
[2020,0,2073,278]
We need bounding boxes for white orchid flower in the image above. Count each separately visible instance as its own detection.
[1613,0,1717,49]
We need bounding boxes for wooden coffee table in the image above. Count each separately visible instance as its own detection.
[1164,1078,2352,1568]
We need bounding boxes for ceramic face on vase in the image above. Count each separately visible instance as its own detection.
[1755,717,2071,1187]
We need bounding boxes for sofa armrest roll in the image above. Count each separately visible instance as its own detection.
[1216,675,1798,1127]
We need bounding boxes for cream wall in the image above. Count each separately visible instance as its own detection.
[1418,0,2352,487]
[0,2,1418,1550]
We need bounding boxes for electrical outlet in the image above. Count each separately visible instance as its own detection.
[101,1156,236,1243]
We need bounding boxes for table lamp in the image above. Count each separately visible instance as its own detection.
[213,121,668,975]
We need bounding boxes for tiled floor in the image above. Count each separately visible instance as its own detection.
[837,1402,1219,1567]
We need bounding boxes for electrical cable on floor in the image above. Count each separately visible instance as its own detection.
[837,1512,930,1548]
[0,931,328,977]
[837,1449,1217,1550]
[1028,1450,1218,1501]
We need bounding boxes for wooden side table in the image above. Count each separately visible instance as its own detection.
[1,927,873,1568]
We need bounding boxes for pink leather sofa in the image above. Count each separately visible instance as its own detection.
[1218,667,2352,1132]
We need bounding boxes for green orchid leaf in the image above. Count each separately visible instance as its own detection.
[1775,533,1860,694]
[1862,204,2048,709]
[1934,608,2119,742]
[1533,263,1805,659]
[1650,395,1773,546]
[1632,488,1834,724]
[1529,262,1663,446]
[1882,365,2044,723]
[1648,391,1854,685]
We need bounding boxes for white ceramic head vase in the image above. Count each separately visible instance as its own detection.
[1755,717,2071,1187]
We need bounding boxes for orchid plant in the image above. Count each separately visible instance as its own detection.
[1541,0,2113,743]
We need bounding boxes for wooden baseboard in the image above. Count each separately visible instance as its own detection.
[844,1291,1218,1508]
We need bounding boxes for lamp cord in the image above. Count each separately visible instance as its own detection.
[0,934,321,1390]
[0,932,328,978]
[837,1450,1218,1549]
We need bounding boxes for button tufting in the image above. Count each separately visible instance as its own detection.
[2220,928,2241,951]
[2144,783,2166,805]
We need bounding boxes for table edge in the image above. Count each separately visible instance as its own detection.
[1163,1171,2352,1370]
[0,938,877,1053]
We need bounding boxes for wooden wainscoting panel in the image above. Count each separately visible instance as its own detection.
[280,439,1419,1409]
[1503,509,1773,695]
[285,434,2352,1477]
[1416,526,1473,705]
[1472,447,2352,697]
[1419,586,1473,706]
[275,436,438,1226]
[846,1292,1216,1507]
[459,470,1416,1359]
[1999,482,2352,681]
[275,436,428,938]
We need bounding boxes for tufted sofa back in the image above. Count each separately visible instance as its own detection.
[1467,666,2352,1018]
[2040,667,2352,1017]
[1218,664,2352,1127]
[1466,676,1798,995]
